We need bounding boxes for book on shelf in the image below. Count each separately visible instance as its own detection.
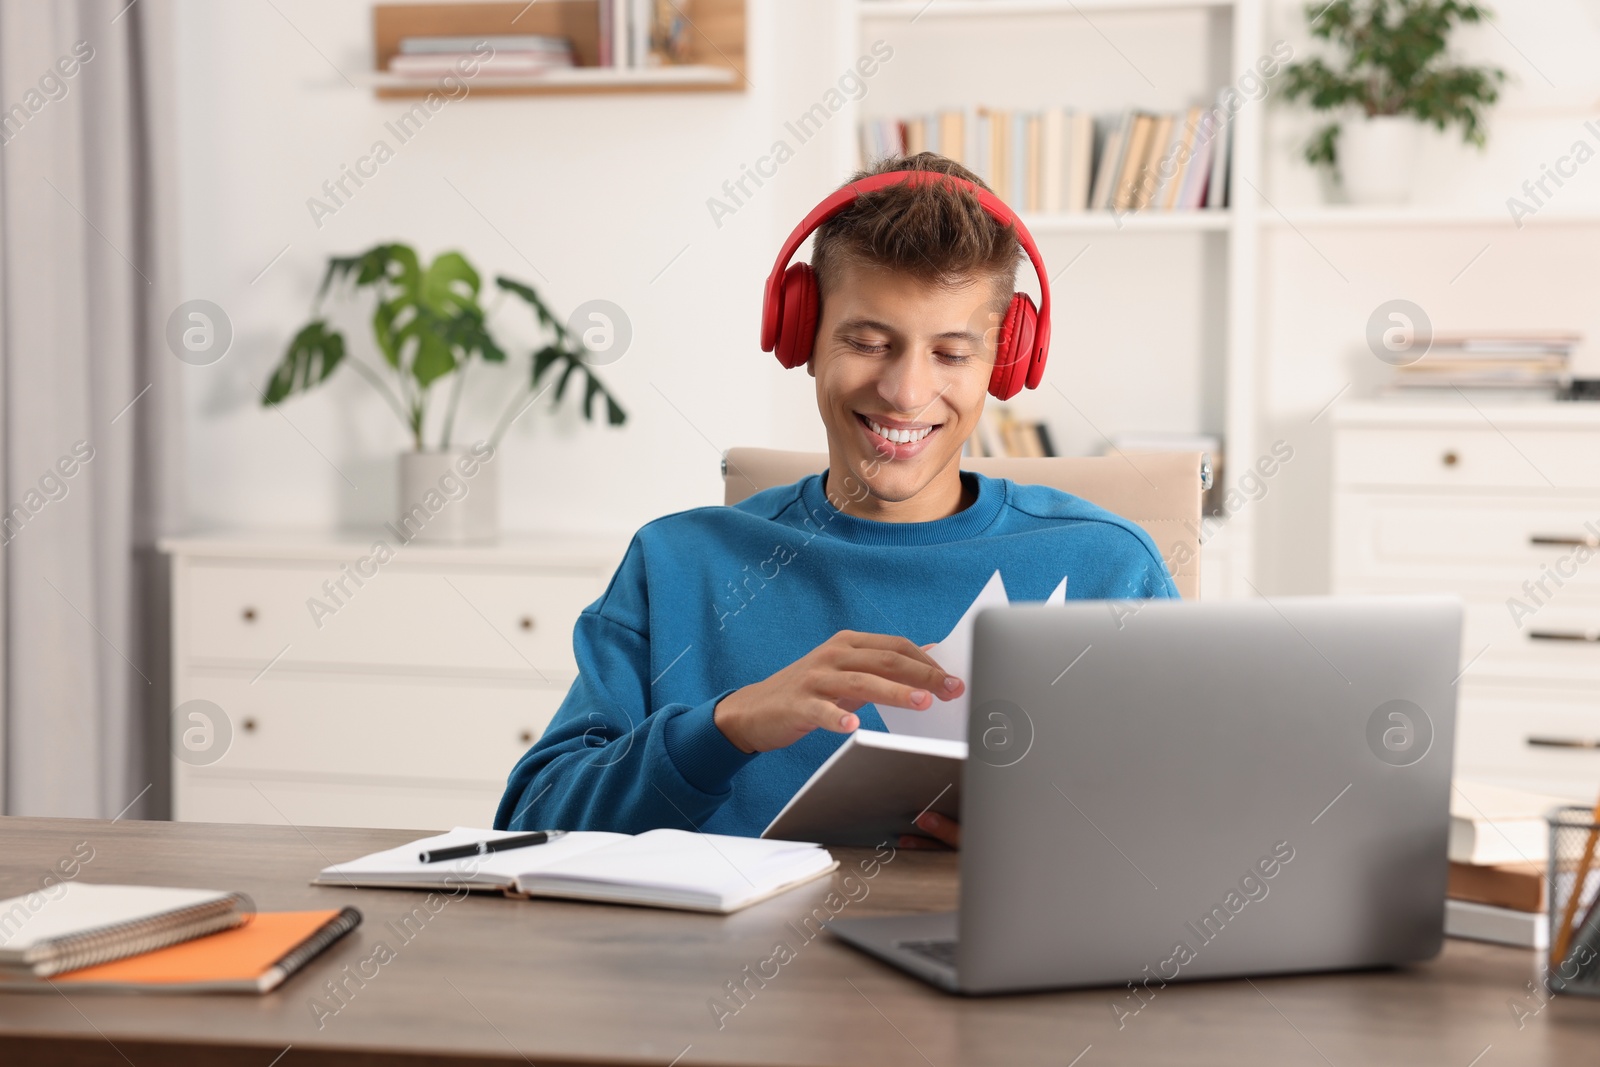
[1113,113,1155,212]
[387,51,575,77]
[860,98,1233,217]
[967,408,1054,459]
[599,0,693,70]
[1387,330,1581,393]
[398,35,575,56]
[1089,110,1129,211]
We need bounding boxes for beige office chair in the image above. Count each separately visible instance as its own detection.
[721,448,1208,599]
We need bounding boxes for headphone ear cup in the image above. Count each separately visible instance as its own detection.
[773,264,819,370]
[989,294,1038,401]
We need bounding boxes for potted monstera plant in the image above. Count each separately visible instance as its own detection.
[1281,0,1507,204]
[263,243,626,542]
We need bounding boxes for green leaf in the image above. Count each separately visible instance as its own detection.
[372,296,415,369]
[420,251,480,317]
[552,359,581,403]
[410,328,456,388]
[496,276,574,344]
[263,321,345,405]
[531,343,565,387]
[380,244,423,295]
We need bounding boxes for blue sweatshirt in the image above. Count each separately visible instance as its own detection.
[494,470,1179,837]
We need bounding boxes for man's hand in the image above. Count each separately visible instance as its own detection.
[900,811,961,850]
[713,630,964,755]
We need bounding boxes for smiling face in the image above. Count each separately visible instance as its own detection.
[808,261,1004,522]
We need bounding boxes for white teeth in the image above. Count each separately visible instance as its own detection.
[866,418,932,445]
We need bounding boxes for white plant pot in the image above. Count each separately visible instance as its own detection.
[1337,115,1419,205]
[395,447,498,544]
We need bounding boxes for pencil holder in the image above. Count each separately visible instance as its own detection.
[1547,805,1600,996]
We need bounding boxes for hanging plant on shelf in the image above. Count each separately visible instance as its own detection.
[1279,0,1507,204]
[262,243,627,542]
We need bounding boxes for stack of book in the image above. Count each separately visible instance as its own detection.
[967,408,1055,458]
[859,96,1232,215]
[0,883,359,993]
[1392,331,1581,395]
[1445,781,1569,949]
[385,34,577,79]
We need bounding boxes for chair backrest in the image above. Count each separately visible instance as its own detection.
[721,448,1205,599]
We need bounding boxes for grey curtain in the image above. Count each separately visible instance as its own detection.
[0,0,182,818]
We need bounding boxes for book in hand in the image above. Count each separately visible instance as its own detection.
[316,828,837,914]
[0,909,361,993]
[0,884,250,978]
[762,730,965,848]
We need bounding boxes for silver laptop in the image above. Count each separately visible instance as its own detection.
[829,596,1462,995]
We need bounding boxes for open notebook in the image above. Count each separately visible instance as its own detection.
[315,828,837,914]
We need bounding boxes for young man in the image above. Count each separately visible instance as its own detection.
[495,153,1178,848]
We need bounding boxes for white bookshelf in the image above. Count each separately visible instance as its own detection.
[847,0,1262,598]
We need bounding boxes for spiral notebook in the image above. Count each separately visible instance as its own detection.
[0,883,250,978]
[0,909,363,993]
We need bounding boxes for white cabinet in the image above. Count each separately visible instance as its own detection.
[161,533,626,830]
[1332,402,1600,799]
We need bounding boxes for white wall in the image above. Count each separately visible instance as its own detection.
[170,0,1600,596]
[171,0,853,538]
[1256,0,1600,594]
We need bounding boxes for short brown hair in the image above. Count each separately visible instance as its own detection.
[810,152,1022,312]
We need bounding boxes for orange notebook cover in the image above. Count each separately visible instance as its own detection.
[7,909,361,993]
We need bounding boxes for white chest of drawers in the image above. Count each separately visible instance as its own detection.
[160,532,626,831]
[1332,401,1600,799]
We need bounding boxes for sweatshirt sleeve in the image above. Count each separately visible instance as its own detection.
[493,539,758,834]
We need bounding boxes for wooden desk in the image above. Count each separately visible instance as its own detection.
[2,816,1597,1066]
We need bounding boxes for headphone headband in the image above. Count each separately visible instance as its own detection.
[760,169,1051,386]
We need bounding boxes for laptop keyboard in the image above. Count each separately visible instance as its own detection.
[896,938,959,968]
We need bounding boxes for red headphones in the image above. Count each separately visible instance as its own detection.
[760,169,1052,401]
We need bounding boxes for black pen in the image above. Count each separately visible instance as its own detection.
[419,830,567,864]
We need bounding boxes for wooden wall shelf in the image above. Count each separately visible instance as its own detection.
[371,1,747,98]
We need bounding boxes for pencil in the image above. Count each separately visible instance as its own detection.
[1551,791,1600,966]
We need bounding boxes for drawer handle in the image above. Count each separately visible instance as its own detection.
[1529,630,1600,643]
[1531,534,1600,548]
[1441,451,1459,468]
[1528,735,1600,749]
[519,616,536,632]
[518,729,534,744]
[242,607,258,622]
[242,717,258,733]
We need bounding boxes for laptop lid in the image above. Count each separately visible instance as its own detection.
[956,596,1461,995]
